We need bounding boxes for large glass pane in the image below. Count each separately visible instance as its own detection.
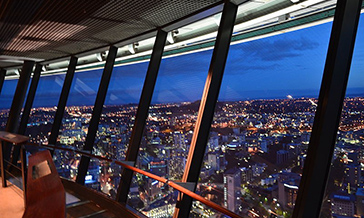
[320,15,364,218]
[57,68,103,148]
[25,74,65,143]
[126,48,215,215]
[191,20,333,218]
[0,79,17,130]
[53,68,103,180]
[86,61,149,197]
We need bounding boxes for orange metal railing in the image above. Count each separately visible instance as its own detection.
[26,142,241,218]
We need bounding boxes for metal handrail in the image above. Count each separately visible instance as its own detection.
[26,142,241,218]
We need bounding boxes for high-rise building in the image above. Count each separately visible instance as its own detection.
[330,192,356,217]
[240,167,253,183]
[223,168,241,213]
[260,139,268,153]
[344,163,361,189]
[173,131,186,151]
[276,150,289,165]
[208,152,220,172]
[148,160,167,178]
[277,172,301,209]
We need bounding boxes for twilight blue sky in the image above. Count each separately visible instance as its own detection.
[1,16,364,109]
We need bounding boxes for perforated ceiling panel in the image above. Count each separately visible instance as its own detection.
[0,0,222,67]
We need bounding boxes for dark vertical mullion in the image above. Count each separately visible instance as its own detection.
[293,0,362,217]
[176,2,237,218]
[4,61,34,160]
[116,29,167,203]
[76,46,118,185]
[11,64,42,166]
[18,63,42,135]
[0,69,5,95]
[48,56,78,150]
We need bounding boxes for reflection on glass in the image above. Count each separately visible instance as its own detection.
[25,74,65,143]
[127,48,214,215]
[84,159,122,199]
[0,79,17,130]
[53,150,81,181]
[54,68,103,181]
[320,15,364,218]
[56,69,103,149]
[93,62,149,160]
[87,61,149,197]
[191,22,333,217]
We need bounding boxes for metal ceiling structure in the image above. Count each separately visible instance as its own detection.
[0,0,339,78]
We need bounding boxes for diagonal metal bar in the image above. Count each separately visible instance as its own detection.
[18,64,42,135]
[48,56,78,153]
[175,1,238,218]
[293,0,363,217]
[76,46,118,185]
[116,29,167,203]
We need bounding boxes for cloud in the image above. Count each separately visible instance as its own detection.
[235,36,320,62]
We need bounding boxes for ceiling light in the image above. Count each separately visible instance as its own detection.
[95,53,103,62]
[234,0,324,32]
[167,32,175,44]
[128,44,136,54]
[214,13,222,26]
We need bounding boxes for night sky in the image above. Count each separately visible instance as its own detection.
[1,16,364,109]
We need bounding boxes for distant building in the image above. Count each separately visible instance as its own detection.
[208,153,220,172]
[148,160,167,178]
[301,131,310,143]
[226,140,241,151]
[224,168,241,213]
[261,176,276,186]
[169,155,185,180]
[260,139,269,153]
[252,163,267,177]
[233,127,240,135]
[85,160,101,191]
[208,135,219,151]
[241,167,253,183]
[147,179,165,200]
[276,150,289,165]
[330,192,356,217]
[219,153,226,171]
[356,188,364,216]
[297,154,306,168]
[173,131,187,151]
[277,172,300,209]
[344,164,361,188]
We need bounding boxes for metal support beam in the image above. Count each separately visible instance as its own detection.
[48,56,78,151]
[76,46,118,185]
[4,61,34,161]
[116,29,167,203]
[10,64,42,167]
[0,69,5,96]
[293,0,362,217]
[175,1,237,218]
[18,64,42,135]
